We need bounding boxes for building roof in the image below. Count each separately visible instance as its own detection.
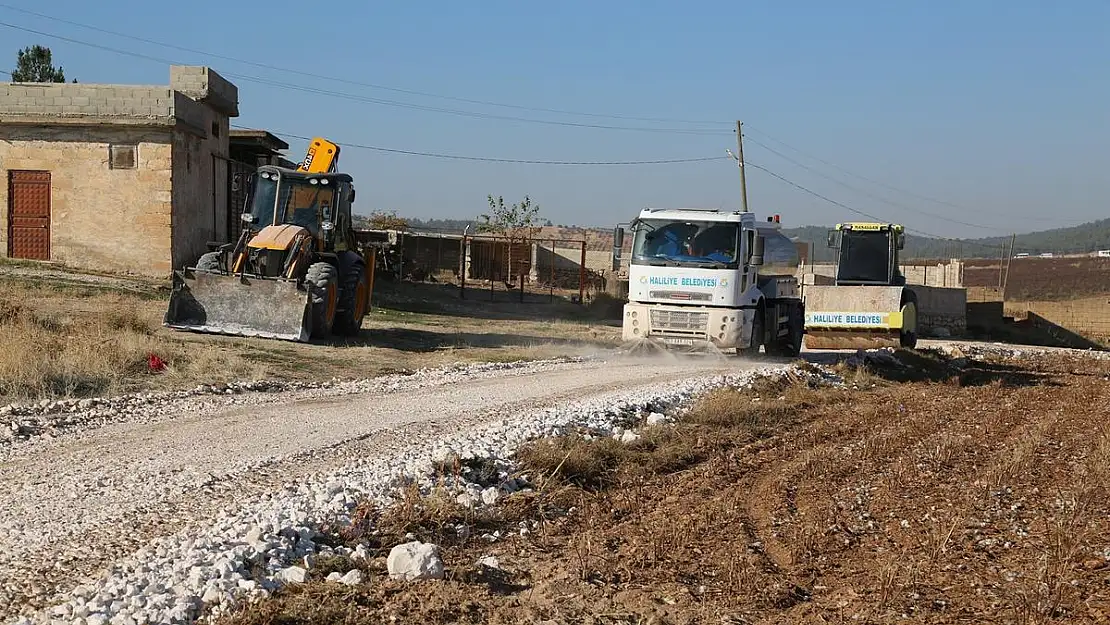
[229,129,290,152]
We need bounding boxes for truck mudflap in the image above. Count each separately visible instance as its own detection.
[163,269,313,342]
[802,285,915,350]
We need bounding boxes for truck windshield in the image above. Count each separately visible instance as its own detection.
[631,219,739,268]
[837,230,892,283]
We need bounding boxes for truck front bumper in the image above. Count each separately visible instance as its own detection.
[622,303,750,349]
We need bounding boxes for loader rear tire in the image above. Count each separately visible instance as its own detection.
[334,251,368,336]
[306,262,339,339]
[195,252,221,272]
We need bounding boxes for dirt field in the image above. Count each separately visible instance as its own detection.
[217,349,1110,625]
[963,257,1110,301]
[0,264,620,403]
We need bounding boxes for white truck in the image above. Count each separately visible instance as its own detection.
[612,207,805,357]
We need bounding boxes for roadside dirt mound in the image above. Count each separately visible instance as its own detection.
[218,353,1110,625]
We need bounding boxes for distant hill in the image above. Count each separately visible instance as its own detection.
[784,219,1110,262]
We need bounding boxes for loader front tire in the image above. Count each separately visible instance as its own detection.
[306,262,339,339]
[334,251,368,336]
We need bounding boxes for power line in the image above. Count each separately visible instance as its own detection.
[746,160,1005,252]
[743,123,1062,223]
[745,135,1003,231]
[0,10,730,132]
[244,125,728,165]
[745,161,888,225]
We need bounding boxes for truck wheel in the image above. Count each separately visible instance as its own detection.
[195,252,222,272]
[767,303,803,357]
[333,251,368,336]
[306,261,339,339]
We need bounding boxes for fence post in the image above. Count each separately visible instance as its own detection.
[579,241,587,304]
[459,235,467,299]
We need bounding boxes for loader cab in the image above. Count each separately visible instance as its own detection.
[827,222,905,286]
[241,166,356,250]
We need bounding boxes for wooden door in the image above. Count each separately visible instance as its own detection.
[8,170,51,260]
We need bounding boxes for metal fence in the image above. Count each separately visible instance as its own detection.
[458,233,603,303]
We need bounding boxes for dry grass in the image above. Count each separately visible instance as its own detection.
[0,273,620,403]
[0,289,259,400]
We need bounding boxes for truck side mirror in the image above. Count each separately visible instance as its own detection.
[751,235,765,266]
[896,234,905,250]
[827,229,840,248]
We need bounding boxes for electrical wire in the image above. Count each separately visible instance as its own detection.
[745,135,1003,231]
[235,125,728,165]
[0,18,727,135]
[0,3,732,127]
[743,123,1062,223]
[745,160,1007,252]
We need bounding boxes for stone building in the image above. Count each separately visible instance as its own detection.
[0,65,241,276]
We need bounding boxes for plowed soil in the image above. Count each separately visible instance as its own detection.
[220,350,1110,625]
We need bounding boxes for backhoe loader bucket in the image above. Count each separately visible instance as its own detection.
[802,285,915,350]
[164,269,313,342]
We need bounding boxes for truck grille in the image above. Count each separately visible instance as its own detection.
[648,290,712,302]
[650,309,708,332]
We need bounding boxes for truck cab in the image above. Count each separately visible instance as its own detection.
[615,208,804,356]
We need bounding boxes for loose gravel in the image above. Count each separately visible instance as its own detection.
[0,357,596,454]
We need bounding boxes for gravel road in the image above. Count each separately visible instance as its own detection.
[0,354,769,623]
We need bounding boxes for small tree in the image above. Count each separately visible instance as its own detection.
[11,45,66,83]
[367,210,410,230]
[477,194,542,240]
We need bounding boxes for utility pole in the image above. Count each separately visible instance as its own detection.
[736,121,749,213]
[997,241,1005,290]
[1002,232,1016,299]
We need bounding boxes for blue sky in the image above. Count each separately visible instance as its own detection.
[1,1,1107,238]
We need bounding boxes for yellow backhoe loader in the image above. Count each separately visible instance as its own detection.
[163,137,376,342]
[802,222,918,350]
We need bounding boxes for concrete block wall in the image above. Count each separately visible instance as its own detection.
[912,285,967,336]
[805,261,964,288]
[0,83,176,120]
[0,125,174,274]
[171,104,230,269]
[900,261,963,287]
[170,66,239,116]
[1005,296,1110,342]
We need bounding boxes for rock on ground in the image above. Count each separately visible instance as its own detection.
[387,541,445,581]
